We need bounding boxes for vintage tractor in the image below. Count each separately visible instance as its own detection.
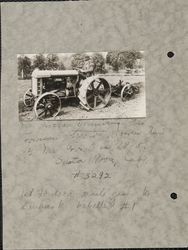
[23,68,112,119]
[23,69,141,120]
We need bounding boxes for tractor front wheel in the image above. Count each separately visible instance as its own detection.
[34,92,61,120]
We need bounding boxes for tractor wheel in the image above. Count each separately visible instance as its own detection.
[121,83,134,101]
[34,92,61,120]
[23,88,35,107]
[78,76,111,110]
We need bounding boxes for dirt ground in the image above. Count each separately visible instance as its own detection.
[18,74,146,121]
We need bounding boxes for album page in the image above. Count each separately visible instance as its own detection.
[1,1,188,249]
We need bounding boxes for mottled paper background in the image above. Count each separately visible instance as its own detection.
[1,0,188,249]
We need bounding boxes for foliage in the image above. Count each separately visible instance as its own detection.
[92,53,106,73]
[18,56,32,79]
[71,53,106,73]
[106,50,143,71]
[33,53,64,70]
[46,54,60,70]
[58,61,66,70]
[71,53,91,70]
[106,51,119,71]
[32,53,66,71]
[18,51,144,80]
[33,54,46,70]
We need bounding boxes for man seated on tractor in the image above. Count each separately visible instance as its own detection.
[65,77,75,96]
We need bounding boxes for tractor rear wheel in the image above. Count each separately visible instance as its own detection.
[78,76,111,110]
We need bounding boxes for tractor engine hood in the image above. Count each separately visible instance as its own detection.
[32,68,79,78]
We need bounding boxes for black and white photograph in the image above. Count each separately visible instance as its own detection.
[18,51,146,120]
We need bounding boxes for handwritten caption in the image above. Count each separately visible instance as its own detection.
[19,186,150,212]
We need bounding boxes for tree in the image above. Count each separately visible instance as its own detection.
[106,50,143,71]
[33,54,46,70]
[92,53,106,73]
[58,61,66,70]
[119,50,143,69]
[71,53,91,70]
[46,54,60,70]
[106,51,119,71]
[18,56,32,79]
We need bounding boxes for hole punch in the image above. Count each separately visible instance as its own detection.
[167,51,175,58]
[170,192,177,200]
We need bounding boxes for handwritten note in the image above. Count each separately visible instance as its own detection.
[15,119,164,220]
[20,119,165,173]
[19,185,150,212]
